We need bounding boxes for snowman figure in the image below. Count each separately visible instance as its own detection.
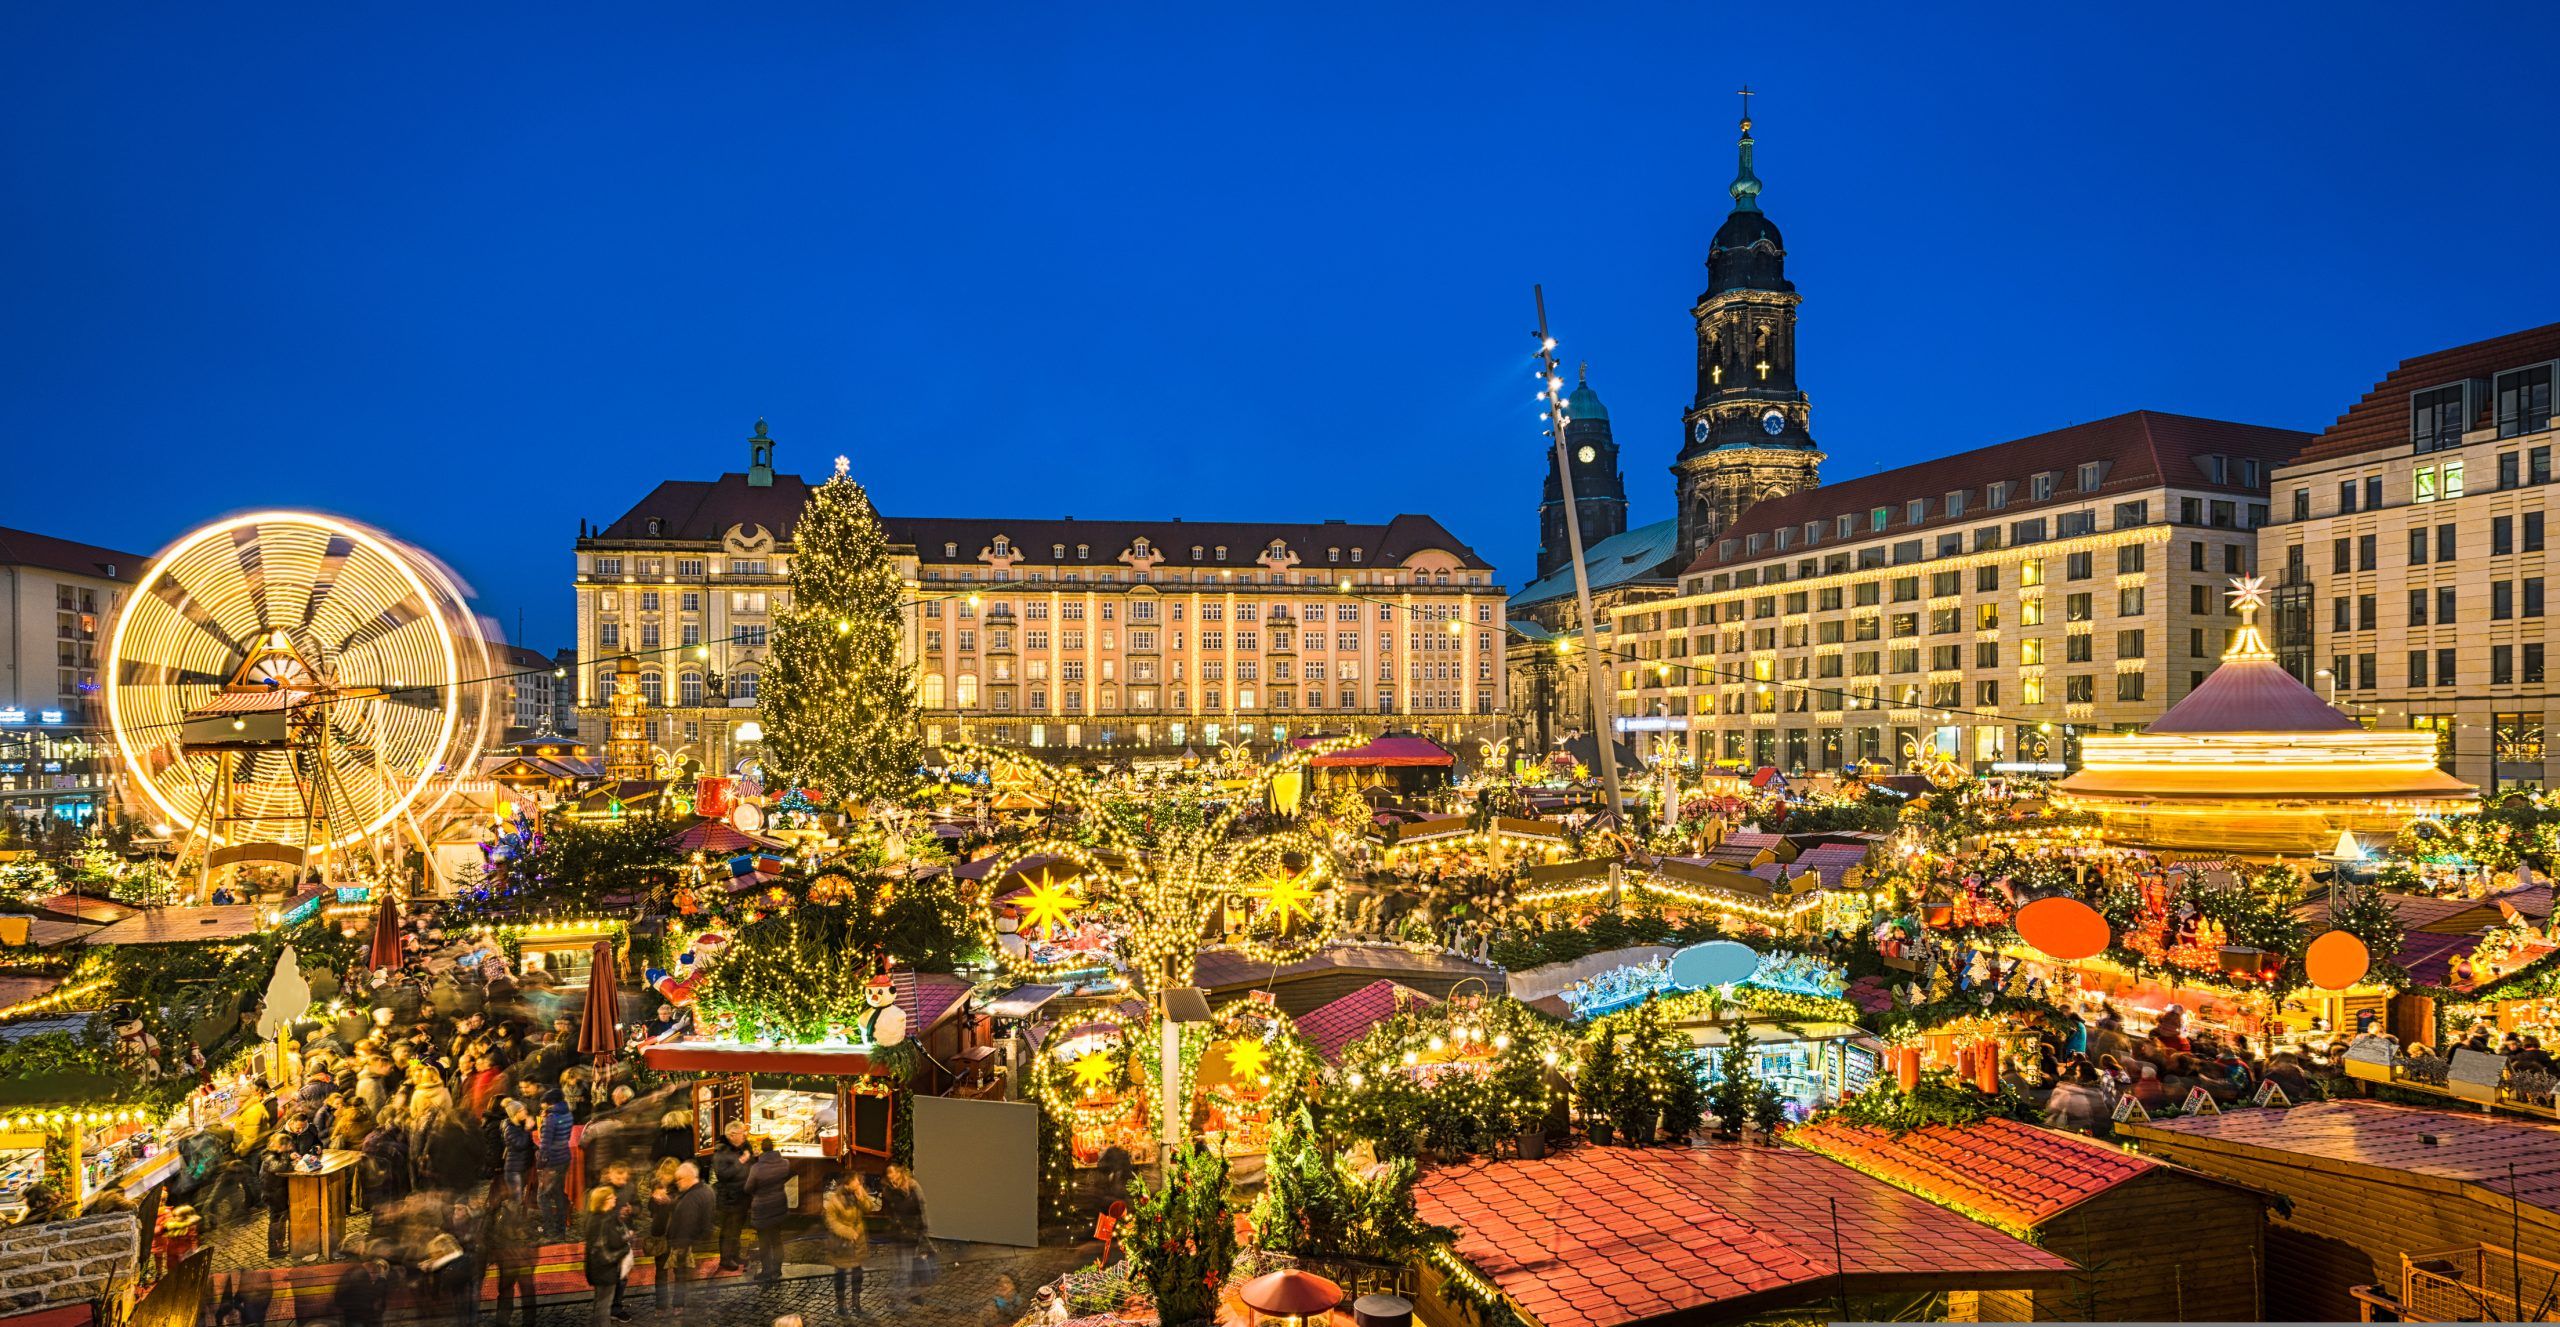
[854,972,908,1047]
[111,1005,163,1078]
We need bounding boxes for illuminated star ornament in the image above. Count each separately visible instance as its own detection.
[1252,870,1318,932]
[1069,1051,1117,1095]
[2226,574,2270,616]
[1222,1038,1270,1082]
[1016,868,1084,940]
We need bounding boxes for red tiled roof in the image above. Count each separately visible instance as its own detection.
[1680,411,2309,578]
[894,970,975,1033]
[0,526,146,582]
[2134,1100,2560,1215]
[2289,320,2560,465]
[1413,1145,2070,1327]
[1292,979,1433,1064]
[1787,1117,2157,1234]
[1191,942,1498,993]
[2390,930,2492,988]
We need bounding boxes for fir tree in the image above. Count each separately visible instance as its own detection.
[761,457,923,807]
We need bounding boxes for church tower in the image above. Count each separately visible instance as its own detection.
[1537,366,1628,581]
[1672,95,1823,560]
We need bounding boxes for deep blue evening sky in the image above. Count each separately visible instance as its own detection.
[7,4,2559,647]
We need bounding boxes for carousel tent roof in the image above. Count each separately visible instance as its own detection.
[663,819,777,855]
[2143,653,2365,735]
[1554,731,1643,778]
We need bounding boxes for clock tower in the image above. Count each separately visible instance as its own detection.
[1537,366,1628,581]
[1672,95,1823,561]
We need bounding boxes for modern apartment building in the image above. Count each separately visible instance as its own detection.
[573,425,1508,773]
[0,526,145,825]
[2259,321,2560,793]
[1606,412,2306,773]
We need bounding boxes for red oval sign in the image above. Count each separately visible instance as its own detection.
[2016,896,2110,961]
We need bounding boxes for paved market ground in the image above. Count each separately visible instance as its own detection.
[194,1209,1094,1324]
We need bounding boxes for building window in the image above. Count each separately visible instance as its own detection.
[679,672,703,705]
[2413,382,2470,453]
[2498,364,2555,438]
[2496,713,2546,766]
[639,671,663,706]
[731,670,758,700]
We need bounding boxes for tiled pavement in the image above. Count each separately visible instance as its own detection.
[190,1208,1095,1325]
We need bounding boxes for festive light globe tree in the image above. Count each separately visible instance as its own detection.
[761,456,922,810]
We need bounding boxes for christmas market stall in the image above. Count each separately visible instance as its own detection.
[1301,733,1454,798]
[1024,1003,1156,1172]
[2123,1100,2560,1323]
[1562,943,1878,1119]
[1789,1116,2268,1321]
[1407,1145,2072,1327]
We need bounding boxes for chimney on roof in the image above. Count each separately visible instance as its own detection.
[747,419,775,488]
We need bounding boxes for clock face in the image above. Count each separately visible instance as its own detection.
[1692,419,1711,444]
[1761,409,1787,436]
[1576,445,1596,464]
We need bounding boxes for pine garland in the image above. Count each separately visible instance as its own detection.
[760,459,923,809]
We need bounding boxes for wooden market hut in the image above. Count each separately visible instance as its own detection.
[1409,1145,2072,1327]
[1789,1116,2267,1321]
[2123,1100,2560,1322]
[1303,733,1455,796]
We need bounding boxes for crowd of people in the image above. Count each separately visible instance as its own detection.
[2031,1004,2325,1131]
[196,933,937,1326]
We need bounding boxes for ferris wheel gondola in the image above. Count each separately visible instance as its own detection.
[105,511,497,892]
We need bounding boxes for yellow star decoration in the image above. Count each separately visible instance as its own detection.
[1017,869,1083,940]
[1253,870,1318,933]
[1069,1051,1117,1095]
[1222,1038,1270,1082]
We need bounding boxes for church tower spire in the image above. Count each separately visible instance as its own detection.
[1538,364,1628,581]
[1672,90,1823,561]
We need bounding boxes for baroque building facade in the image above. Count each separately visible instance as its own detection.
[2258,321,2560,793]
[573,425,1509,772]
[1606,412,2302,773]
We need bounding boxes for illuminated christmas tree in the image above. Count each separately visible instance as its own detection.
[761,456,922,808]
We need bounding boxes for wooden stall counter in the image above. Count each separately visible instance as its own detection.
[287,1150,362,1259]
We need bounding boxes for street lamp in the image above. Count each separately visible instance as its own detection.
[2314,667,2336,703]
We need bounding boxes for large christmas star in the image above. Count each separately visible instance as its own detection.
[1223,1038,1270,1082]
[1254,870,1318,932]
[1017,869,1083,940]
[1070,1051,1116,1095]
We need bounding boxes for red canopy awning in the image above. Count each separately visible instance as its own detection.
[1305,735,1454,768]
[664,819,774,855]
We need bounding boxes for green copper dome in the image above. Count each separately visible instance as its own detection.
[1564,367,1608,423]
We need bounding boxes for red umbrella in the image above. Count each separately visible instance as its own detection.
[577,939,621,1065]
[366,888,403,971]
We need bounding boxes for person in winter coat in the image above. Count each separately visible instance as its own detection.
[582,1185,633,1327]
[2042,1064,2112,1134]
[743,1139,794,1286]
[651,1110,694,1166]
[482,1192,542,1327]
[663,1163,717,1320]
[259,1134,297,1259]
[498,1100,537,1199]
[333,1244,395,1327]
[645,1159,682,1312]
[536,1092,578,1236]
[819,1175,876,1317]
[709,1121,752,1271]
[419,1232,478,1327]
[361,1109,410,1214]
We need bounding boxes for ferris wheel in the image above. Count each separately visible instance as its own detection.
[105,511,498,885]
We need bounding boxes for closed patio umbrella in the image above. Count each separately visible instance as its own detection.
[577,939,621,1065]
[366,889,403,971]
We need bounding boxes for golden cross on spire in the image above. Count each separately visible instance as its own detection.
[1737,84,1754,129]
